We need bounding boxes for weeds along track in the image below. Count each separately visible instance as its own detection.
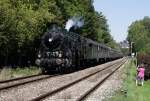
[0,74,59,91]
[31,58,127,101]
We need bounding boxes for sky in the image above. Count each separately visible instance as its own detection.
[93,0,150,42]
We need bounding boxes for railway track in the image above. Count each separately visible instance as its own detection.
[77,58,127,101]
[0,74,42,83]
[0,74,58,91]
[30,58,127,101]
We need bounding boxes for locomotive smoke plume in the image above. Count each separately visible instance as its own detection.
[65,17,84,31]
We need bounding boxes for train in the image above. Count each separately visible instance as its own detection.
[35,24,123,73]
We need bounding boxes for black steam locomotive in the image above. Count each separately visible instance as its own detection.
[36,24,123,73]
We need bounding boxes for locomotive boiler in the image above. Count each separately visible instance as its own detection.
[35,24,123,73]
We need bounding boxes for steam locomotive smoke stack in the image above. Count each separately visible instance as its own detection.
[65,17,84,31]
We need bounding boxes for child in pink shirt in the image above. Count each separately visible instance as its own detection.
[136,64,145,86]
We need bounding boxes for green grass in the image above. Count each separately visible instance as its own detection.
[109,59,150,101]
[0,66,41,80]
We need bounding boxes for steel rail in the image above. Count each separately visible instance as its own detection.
[0,73,42,83]
[0,74,59,91]
[76,59,127,101]
[30,58,125,101]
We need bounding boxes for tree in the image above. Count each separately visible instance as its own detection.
[127,16,150,54]
[0,0,120,67]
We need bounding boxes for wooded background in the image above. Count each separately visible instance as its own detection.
[0,0,122,67]
[128,16,150,55]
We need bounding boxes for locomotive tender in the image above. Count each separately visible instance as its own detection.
[36,24,123,73]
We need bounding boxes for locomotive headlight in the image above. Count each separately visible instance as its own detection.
[48,38,53,42]
[58,51,62,58]
[38,54,41,58]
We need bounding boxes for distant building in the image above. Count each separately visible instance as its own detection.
[119,40,129,49]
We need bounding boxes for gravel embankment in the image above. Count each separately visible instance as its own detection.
[0,75,49,88]
[0,59,123,101]
[86,60,128,101]
[43,60,126,101]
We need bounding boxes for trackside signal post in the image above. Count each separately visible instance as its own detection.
[130,42,135,57]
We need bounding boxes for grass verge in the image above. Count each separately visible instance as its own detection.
[0,66,41,80]
[108,58,150,101]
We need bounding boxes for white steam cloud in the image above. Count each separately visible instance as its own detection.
[65,17,84,31]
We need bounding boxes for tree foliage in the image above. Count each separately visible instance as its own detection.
[127,16,150,54]
[0,0,119,66]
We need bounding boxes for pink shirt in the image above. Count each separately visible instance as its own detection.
[138,68,145,78]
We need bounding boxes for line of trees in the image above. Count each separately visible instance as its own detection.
[127,16,150,55]
[0,0,119,67]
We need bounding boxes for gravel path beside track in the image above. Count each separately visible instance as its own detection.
[43,59,127,101]
[0,58,123,101]
[85,59,129,101]
[0,75,50,89]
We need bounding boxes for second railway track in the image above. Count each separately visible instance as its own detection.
[0,58,127,101]
[31,58,127,101]
[0,74,59,91]
[77,58,127,101]
[0,74,43,83]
